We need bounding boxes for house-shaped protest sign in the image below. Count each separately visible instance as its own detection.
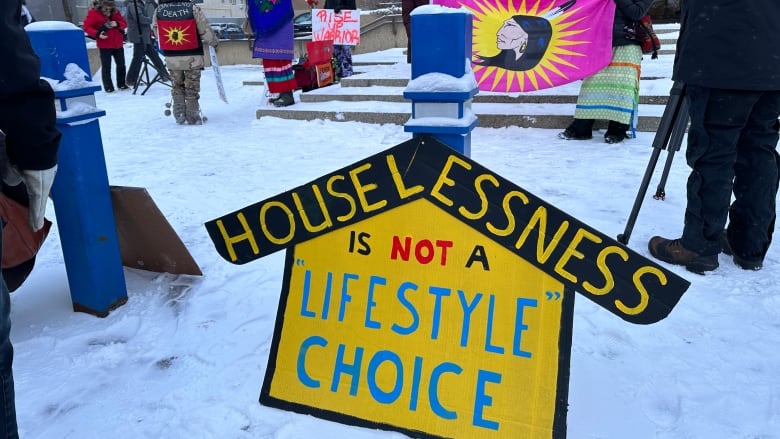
[205,135,690,438]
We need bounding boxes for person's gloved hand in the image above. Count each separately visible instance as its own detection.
[22,166,57,231]
[3,164,58,231]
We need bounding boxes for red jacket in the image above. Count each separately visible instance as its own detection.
[83,7,127,49]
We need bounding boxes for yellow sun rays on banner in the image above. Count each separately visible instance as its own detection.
[470,0,590,92]
[163,25,193,46]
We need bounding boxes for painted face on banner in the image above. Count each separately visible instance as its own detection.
[434,0,619,93]
[496,18,528,56]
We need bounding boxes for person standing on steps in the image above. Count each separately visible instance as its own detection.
[126,0,170,87]
[324,0,356,79]
[246,0,296,107]
[558,0,653,144]
[648,0,780,274]
[154,0,218,124]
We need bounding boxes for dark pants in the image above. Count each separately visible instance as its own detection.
[126,42,168,84]
[99,47,126,90]
[682,85,780,260]
[333,45,353,78]
[0,230,19,438]
[402,0,428,63]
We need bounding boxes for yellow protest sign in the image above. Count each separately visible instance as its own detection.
[262,199,571,437]
[205,135,690,438]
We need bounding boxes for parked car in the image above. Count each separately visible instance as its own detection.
[210,22,246,40]
[210,23,223,39]
[294,11,312,38]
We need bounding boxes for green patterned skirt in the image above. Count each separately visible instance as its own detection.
[574,45,643,132]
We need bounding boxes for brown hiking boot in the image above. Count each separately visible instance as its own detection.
[648,236,719,274]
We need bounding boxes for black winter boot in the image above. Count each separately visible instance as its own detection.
[273,91,295,107]
[721,230,763,270]
[558,118,595,140]
[605,121,629,144]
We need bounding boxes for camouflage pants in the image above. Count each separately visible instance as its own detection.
[170,69,202,124]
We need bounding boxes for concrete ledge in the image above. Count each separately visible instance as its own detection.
[87,39,263,75]
[352,14,407,55]
[256,109,667,132]
[204,39,263,67]
[257,102,669,132]
[297,88,670,105]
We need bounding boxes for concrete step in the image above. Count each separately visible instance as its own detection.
[297,84,670,105]
[256,100,669,132]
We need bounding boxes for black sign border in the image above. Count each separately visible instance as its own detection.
[206,135,690,325]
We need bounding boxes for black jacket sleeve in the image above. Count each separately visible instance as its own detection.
[613,0,652,21]
[325,0,356,13]
[611,0,652,47]
[0,0,60,171]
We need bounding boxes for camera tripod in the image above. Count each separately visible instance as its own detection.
[133,56,171,96]
[617,81,689,245]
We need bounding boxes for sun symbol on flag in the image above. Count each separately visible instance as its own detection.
[468,0,589,92]
[164,25,192,45]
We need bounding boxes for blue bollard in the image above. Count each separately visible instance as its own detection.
[26,21,93,82]
[404,7,478,156]
[27,22,128,317]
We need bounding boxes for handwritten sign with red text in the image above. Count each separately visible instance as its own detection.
[312,8,361,46]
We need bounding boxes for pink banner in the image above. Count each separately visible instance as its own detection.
[433,0,615,92]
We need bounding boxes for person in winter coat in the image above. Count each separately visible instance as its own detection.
[648,0,780,273]
[324,0,356,79]
[126,0,170,87]
[558,0,653,144]
[154,0,218,124]
[1,0,61,435]
[247,0,296,107]
[83,0,128,92]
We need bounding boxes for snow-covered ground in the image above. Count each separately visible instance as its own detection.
[11,24,780,438]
